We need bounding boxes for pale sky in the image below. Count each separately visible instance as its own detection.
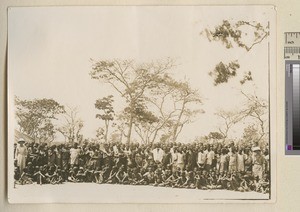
[8,6,276,142]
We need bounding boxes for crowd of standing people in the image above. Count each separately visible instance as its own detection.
[14,138,270,194]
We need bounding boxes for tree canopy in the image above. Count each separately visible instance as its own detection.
[204,20,269,51]
[56,106,84,144]
[90,58,203,143]
[15,97,65,143]
[95,95,115,142]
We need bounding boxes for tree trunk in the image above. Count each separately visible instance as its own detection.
[172,101,186,142]
[104,120,109,142]
[127,112,134,144]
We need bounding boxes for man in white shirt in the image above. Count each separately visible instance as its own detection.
[152,144,165,163]
[197,147,207,170]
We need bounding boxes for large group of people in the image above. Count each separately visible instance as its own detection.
[14,138,270,194]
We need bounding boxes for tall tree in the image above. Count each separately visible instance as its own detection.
[215,91,268,144]
[240,91,268,144]
[56,106,84,144]
[95,95,114,142]
[169,80,203,142]
[15,96,65,143]
[145,75,203,143]
[203,20,269,145]
[215,109,245,142]
[90,58,174,143]
[131,97,160,144]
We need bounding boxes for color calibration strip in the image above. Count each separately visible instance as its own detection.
[285,32,300,154]
[293,64,300,149]
[286,61,300,154]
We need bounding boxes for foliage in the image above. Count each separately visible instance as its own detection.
[240,91,268,144]
[215,91,268,143]
[96,127,105,140]
[205,20,269,86]
[240,71,253,85]
[215,109,245,141]
[90,58,203,144]
[209,61,240,86]
[206,131,224,140]
[242,124,261,144]
[95,95,114,121]
[15,96,65,143]
[95,95,115,142]
[56,106,84,144]
[90,58,174,143]
[204,20,269,51]
[144,74,204,143]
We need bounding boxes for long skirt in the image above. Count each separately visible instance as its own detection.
[17,155,26,173]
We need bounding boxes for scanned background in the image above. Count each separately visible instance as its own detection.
[0,0,298,211]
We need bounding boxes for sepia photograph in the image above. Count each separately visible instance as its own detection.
[7,6,276,203]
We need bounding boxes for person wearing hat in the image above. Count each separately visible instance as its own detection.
[15,138,28,174]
